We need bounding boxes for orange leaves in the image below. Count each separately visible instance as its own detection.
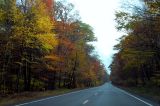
[43,0,53,12]
[60,38,75,50]
[44,54,66,72]
[44,55,63,62]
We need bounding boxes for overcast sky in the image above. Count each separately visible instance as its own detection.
[65,0,123,73]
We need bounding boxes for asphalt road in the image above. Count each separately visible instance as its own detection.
[15,83,159,106]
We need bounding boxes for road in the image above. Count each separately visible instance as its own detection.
[15,83,159,106]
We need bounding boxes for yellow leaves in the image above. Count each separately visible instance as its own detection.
[44,55,65,72]
[36,33,57,51]
[25,0,54,34]
[44,55,63,62]
[36,16,53,33]
[82,69,96,81]
[0,9,5,22]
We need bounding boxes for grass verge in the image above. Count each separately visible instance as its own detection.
[119,86,160,104]
[0,88,81,106]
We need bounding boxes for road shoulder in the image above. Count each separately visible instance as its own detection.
[114,85,160,106]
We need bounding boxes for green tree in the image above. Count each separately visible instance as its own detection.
[110,0,160,87]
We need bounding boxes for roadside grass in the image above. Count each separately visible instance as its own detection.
[120,86,160,103]
[0,83,104,106]
[0,88,78,106]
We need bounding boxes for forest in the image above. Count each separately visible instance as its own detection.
[110,0,160,88]
[0,0,108,95]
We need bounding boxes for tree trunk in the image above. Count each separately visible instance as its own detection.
[58,71,61,88]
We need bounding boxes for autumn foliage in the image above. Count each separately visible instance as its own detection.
[0,0,108,95]
[110,0,160,87]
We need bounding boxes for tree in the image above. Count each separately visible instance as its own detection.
[0,0,108,94]
[110,0,160,87]
[0,0,57,93]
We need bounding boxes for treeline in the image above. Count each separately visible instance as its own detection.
[0,0,108,94]
[110,0,160,87]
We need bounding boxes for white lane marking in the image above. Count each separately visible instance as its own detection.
[83,100,89,105]
[15,86,100,106]
[116,87,153,106]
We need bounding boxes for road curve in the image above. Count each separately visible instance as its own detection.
[15,83,159,106]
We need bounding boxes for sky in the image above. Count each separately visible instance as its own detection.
[66,0,123,73]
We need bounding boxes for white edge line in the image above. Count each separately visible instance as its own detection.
[83,100,89,105]
[116,87,153,106]
[15,86,99,106]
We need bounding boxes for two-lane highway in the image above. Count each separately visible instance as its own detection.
[15,83,159,106]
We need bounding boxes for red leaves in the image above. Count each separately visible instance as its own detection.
[43,0,53,12]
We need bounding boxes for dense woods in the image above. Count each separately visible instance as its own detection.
[110,0,160,87]
[0,0,108,95]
